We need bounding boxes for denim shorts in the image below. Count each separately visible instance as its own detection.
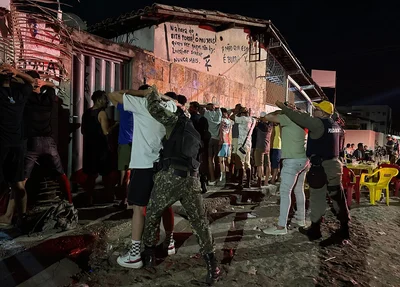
[270,149,282,169]
[218,143,230,158]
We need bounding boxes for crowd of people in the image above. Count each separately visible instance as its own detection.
[0,63,351,284]
[0,64,71,231]
[103,85,350,282]
[343,135,400,164]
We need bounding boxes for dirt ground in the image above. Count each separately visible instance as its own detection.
[71,188,400,287]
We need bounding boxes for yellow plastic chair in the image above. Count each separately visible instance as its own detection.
[359,168,399,205]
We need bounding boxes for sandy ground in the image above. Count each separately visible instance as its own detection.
[70,187,400,287]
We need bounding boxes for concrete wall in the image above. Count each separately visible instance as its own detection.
[111,26,154,52]
[118,22,294,115]
[0,0,9,9]
[111,22,293,114]
[344,130,385,150]
[130,48,290,116]
[154,22,266,87]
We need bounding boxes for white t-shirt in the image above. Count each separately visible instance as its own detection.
[235,116,255,149]
[123,94,166,169]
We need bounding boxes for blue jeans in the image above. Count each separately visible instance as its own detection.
[278,158,310,227]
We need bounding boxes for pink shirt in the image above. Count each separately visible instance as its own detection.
[220,118,233,144]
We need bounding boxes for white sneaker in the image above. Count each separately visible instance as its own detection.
[167,239,176,255]
[291,218,306,227]
[217,178,226,186]
[262,226,287,235]
[208,181,217,186]
[117,247,143,269]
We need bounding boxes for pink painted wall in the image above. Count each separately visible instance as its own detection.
[344,130,385,150]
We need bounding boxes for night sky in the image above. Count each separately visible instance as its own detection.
[66,0,400,127]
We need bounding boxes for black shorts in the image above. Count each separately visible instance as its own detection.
[25,137,65,178]
[82,145,111,176]
[127,168,155,206]
[0,144,25,183]
[208,138,220,158]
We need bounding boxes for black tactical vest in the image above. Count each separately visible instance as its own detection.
[306,118,340,159]
[161,112,201,171]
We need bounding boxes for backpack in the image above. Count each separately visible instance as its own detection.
[162,111,202,171]
[29,200,78,234]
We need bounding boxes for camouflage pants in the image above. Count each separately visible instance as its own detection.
[143,167,214,255]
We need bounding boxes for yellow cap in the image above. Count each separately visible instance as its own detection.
[313,101,334,115]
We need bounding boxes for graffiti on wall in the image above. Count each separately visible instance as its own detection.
[221,43,249,64]
[168,24,216,69]
[0,12,68,84]
[17,59,65,80]
[158,22,265,84]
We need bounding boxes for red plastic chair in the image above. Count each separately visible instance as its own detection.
[343,166,357,207]
[379,163,400,196]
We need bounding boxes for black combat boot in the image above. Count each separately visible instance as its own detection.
[299,219,322,241]
[244,169,251,188]
[237,169,244,190]
[320,186,351,247]
[203,252,221,285]
[143,245,156,268]
[200,175,208,194]
[340,221,350,240]
[320,221,350,247]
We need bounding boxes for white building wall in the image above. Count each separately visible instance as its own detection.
[153,22,267,88]
[111,26,155,52]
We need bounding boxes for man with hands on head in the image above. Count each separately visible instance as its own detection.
[0,63,35,230]
[275,100,350,247]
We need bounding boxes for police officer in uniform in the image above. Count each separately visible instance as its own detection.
[141,87,220,285]
[275,100,350,246]
[333,112,346,161]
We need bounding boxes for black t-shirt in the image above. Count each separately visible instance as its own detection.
[191,113,210,142]
[251,122,258,147]
[24,88,56,138]
[82,107,109,154]
[386,140,394,154]
[0,82,33,146]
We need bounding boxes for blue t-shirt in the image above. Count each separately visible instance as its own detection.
[117,103,133,144]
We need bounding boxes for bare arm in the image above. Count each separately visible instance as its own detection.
[17,72,35,85]
[37,79,56,89]
[108,91,122,107]
[122,88,178,103]
[98,110,119,135]
[264,114,280,123]
[204,109,222,124]
[1,64,35,85]
[271,125,276,142]
[98,111,110,135]
[108,89,151,106]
